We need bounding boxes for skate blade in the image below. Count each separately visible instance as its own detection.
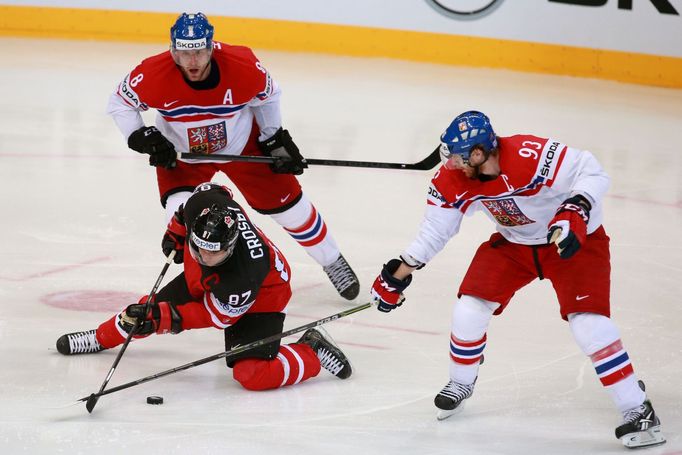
[621,426,666,449]
[436,402,467,421]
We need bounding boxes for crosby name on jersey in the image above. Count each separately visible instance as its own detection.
[182,187,291,328]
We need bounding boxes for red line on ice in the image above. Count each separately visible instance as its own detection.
[0,256,111,281]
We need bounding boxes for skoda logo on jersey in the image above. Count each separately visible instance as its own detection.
[425,0,505,20]
[191,232,220,251]
[175,38,208,50]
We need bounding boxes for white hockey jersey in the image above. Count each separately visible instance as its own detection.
[403,135,610,265]
[106,42,281,163]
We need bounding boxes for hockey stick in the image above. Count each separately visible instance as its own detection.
[84,251,176,414]
[178,147,441,171]
[76,301,373,407]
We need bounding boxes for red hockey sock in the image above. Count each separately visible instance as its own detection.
[96,315,127,349]
[232,343,321,391]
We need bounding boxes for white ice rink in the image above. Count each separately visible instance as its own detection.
[1,38,681,454]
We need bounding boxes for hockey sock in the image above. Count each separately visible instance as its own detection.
[448,295,497,385]
[591,340,645,412]
[269,194,340,267]
[232,343,321,391]
[449,334,486,385]
[568,313,646,412]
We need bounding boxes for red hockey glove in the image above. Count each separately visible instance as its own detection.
[161,206,186,264]
[371,259,413,313]
[128,126,177,169]
[120,297,183,336]
[547,194,592,259]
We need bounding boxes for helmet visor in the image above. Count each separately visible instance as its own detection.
[439,142,469,169]
[189,231,236,267]
[190,246,231,267]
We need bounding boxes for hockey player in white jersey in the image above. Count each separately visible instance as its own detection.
[369,111,665,449]
[105,12,359,300]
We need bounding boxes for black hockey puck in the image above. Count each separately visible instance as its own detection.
[146,396,164,405]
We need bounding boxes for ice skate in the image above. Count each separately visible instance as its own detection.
[56,330,105,355]
[434,379,475,421]
[298,327,352,379]
[615,399,666,449]
[323,254,360,300]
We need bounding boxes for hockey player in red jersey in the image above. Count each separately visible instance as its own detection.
[369,111,665,448]
[106,12,359,300]
[56,183,352,390]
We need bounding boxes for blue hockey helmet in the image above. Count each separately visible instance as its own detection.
[440,111,498,164]
[170,13,214,51]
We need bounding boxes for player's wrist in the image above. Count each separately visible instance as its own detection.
[400,253,425,270]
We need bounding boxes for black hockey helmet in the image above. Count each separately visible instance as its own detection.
[192,182,233,198]
[189,204,239,266]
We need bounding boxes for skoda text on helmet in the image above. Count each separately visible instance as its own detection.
[440,111,498,165]
[170,13,214,51]
[189,204,239,267]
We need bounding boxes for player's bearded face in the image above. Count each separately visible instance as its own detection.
[172,48,212,81]
[444,149,485,179]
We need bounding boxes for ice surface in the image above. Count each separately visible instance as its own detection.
[0,38,680,454]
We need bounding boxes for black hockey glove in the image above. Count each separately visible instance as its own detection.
[128,126,177,169]
[161,206,186,264]
[120,298,183,335]
[370,259,412,313]
[258,128,308,175]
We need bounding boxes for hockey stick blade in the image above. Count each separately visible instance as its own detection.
[84,251,176,413]
[85,394,98,413]
[179,148,440,171]
[77,301,373,404]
